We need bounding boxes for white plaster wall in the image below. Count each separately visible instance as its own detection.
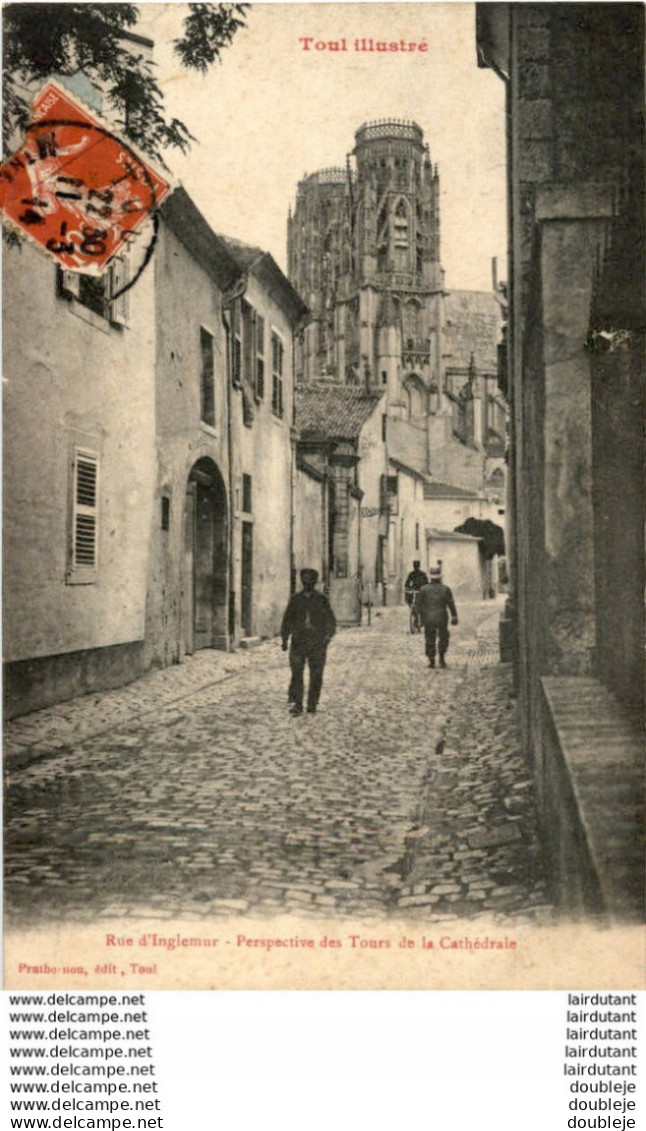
[428,414,486,492]
[3,240,156,662]
[425,497,483,531]
[293,469,324,577]
[146,223,230,665]
[427,537,485,600]
[231,272,293,638]
[389,473,427,602]
[357,405,387,590]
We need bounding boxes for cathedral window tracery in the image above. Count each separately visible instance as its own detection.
[392,198,411,270]
[402,299,421,347]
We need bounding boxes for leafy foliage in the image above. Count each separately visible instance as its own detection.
[174,3,249,71]
[453,518,506,560]
[2,3,250,161]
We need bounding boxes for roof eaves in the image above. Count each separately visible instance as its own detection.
[296,455,326,482]
[426,528,483,542]
[161,187,242,293]
[424,481,482,500]
[253,252,310,325]
[389,457,429,482]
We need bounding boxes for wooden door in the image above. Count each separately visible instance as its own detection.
[193,481,216,649]
[241,521,253,636]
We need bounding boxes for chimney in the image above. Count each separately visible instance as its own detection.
[491,256,498,292]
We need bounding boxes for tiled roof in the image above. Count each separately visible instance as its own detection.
[424,480,481,500]
[296,383,383,440]
[443,290,502,374]
[215,233,265,272]
[161,188,242,293]
[215,233,308,324]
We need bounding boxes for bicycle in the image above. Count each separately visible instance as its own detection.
[405,588,422,634]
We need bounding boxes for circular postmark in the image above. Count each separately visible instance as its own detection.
[0,81,172,296]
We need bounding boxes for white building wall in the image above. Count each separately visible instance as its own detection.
[3,240,156,665]
[146,222,230,666]
[427,535,485,600]
[231,273,294,639]
[294,469,325,578]
[356,403,387,597]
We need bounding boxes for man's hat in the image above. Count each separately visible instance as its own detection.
[300,568,319,583]
[429,566,442,578]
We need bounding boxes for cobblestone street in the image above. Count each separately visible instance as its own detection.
[5,601,553,926]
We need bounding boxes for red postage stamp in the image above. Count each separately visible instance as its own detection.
[0,80,171,274]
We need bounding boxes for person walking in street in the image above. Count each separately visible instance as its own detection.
[416,565,458,669]
[281,568,336,715]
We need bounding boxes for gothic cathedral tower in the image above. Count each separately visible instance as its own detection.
[288,120,445,477]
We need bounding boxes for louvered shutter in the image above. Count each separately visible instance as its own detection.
[72,451,99,570]
[231,303,242,387]
[60,269,81,298]
[109,256,130,326]
[255,314,265,400]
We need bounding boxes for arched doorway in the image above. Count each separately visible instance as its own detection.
[182,457,228,654]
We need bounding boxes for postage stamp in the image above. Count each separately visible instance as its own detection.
[0,80,171,275]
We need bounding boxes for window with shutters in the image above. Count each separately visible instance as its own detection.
[200,326,215,426]
[67,448,99,583]
[255,314,265,401]
[58,254,130,327]
[231,301,242,388]
[241,300,254,385]
[239,302,256,427]
[271,331,284,418]
[379,473,399,516]
[242,473,252,514]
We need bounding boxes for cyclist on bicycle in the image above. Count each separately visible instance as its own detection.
[404,560,428,632]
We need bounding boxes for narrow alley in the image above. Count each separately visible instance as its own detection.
[4,601,553,927]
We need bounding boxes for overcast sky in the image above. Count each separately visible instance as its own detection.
[140,2,507,292]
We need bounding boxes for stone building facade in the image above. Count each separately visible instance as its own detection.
[476,2,644,918]
[294,383,385,622]
[3,210,157,717]
[144,188,239,669]
[288,120,506,600]
[217,234,308,642]
[4,185,305,716]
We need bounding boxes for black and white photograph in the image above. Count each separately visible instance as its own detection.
[2,1,644,991]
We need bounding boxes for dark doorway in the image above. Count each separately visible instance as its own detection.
[241,521,253,636]
[182,458,228,654]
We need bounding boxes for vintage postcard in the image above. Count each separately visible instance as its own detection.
[3,2,644,990]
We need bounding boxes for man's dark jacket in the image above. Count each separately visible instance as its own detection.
[416,581,458,627]
[405,568,428,592]
[281,591,336,649]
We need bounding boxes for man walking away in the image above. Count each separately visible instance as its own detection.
[417,566,458,669]
[281,569,336,715]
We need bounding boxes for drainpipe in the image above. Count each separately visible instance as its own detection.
[222,305,236,650]
[221,274,250,650]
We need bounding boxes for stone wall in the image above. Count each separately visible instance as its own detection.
[539,676,644,920]
[476,2,645,913]
[3,238,156,717]
[230,272,294,640]
[428,414,485,493]
[144,223,230,668]
[426,535,485,601]
[293,466,325,581]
